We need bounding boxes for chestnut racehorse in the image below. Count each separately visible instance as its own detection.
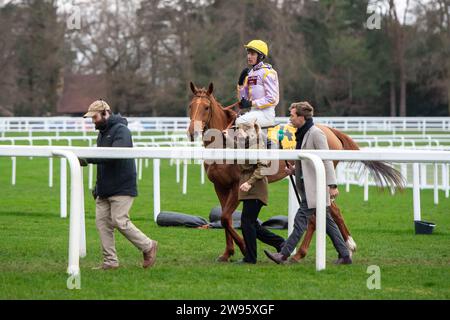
[188,82,404,262]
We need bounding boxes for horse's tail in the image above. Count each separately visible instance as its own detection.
[327,127,406,190]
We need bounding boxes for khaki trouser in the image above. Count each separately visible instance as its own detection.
[96,195,152,265]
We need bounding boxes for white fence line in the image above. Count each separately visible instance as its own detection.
[336,162,450,196]
[1,117,450,135]
[1,145,450,276]
[3,134,450,146]
[2,137,449,199]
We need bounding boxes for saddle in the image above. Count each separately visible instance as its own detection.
[221,102,297,150]
[224,122,297,150]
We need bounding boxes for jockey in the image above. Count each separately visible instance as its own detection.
[235,40,280,128]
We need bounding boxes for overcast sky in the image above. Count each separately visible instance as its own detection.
[395,0,415,22]
[368,0,433,24]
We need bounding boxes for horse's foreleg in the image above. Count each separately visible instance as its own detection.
[292,215,316,262]
[218,214,242,262]
[218,208,245,261]
[215,186,245,262]
[329,202,357,254]
[217,226,235,262]
[220,188,245,257]
[216,211,235,262]
[214,185,236,262]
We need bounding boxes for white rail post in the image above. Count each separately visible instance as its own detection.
[200,161,205,185]
[28,137,33,160]
[53,150,84,276]
[153,159,160,222]
[182,159,188,194]
[176,159,180,183]
[48,139,53,188]
[364,170,369,202]
[11,156,16,186]
[445,164,449,198]
[49,157,53,188]
[420,164,427,189]
[138,158,143,180]
[298,153,326,271]
[345,166,350,193]
[401,163,407,183]
[79,167,86,258]
[433,163,439,205]
[413,163,421,222]
[88,163,93,190]
[60,158,67,218]
[441,163,446,195]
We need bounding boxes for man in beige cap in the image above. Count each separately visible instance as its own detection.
[81,99,158,270]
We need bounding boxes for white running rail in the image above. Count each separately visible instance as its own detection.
[1,146,449,275]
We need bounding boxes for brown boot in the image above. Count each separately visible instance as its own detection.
[143,240,158,268]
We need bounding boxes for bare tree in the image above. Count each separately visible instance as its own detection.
[387,0,411,116]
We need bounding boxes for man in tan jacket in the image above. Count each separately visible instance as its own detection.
[265,102,351,265]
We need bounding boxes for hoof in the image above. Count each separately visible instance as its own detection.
[288,257,301,264]
[216,256,230,263]
[298,250,307,259]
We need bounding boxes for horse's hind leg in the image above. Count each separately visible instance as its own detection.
[292,215,316,262]
[291,201,355,261]
[291,204,356,261]
[329,202,350,240]
[329,202,357,255]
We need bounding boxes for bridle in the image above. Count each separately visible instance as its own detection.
[190,93,239,133]
[190,94,214,132]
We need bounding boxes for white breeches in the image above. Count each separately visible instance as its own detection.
[235,108,276,128]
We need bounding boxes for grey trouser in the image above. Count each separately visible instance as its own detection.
[96,195,152,265]
[281,182,349,258]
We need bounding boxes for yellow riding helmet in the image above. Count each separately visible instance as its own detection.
[244,40,269,57]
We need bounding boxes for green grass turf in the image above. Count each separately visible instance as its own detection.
[0,148,449,299]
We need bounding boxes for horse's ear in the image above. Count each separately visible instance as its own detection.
[190,82,197,94]
[207,83,214,95]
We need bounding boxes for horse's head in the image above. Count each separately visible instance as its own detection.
[187,82,215,141]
